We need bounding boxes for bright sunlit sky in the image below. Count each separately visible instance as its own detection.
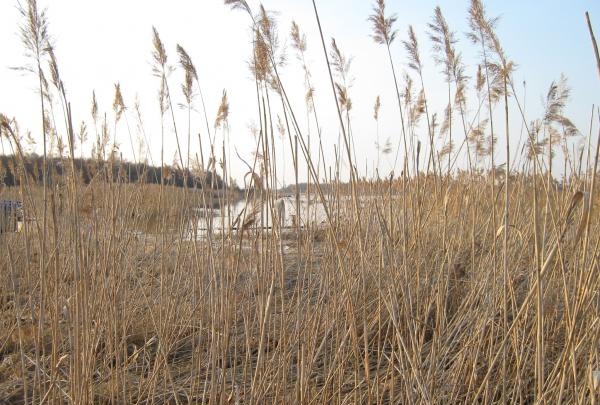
[1,0,599,186]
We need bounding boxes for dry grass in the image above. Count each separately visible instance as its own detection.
[0,177,597,404]
[0,0,599,404]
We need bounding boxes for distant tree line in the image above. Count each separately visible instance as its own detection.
[0,154,232,190]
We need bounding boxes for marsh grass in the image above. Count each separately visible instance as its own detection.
[0,1,599,404]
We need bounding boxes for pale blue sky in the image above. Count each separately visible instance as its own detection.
[0,0,598,184]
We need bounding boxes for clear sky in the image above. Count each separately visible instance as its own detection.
[0,0,599,185]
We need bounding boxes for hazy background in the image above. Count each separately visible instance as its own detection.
[0,0,599,186]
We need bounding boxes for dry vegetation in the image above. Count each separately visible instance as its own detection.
[0,0,599,403]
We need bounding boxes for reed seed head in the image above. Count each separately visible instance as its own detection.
[368,0,397,46]
[113,83,125,122]
[215,89,229,130]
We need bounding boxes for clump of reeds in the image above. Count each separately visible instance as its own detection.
[0,1,598,404]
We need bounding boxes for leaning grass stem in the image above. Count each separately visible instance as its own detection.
[386,44,409,177]
[502,72,510,403]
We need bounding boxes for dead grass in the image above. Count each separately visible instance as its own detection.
[0,0,599,403]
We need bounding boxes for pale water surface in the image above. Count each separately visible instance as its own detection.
[195,194,331,236]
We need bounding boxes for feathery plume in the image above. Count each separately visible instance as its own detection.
[330,38,353,113]
[381,138,392,155]
[374,95,381,121]
[468,0,511,76]
[485,63,506,103]
[525,120,549,161]
[330,38,352,80]
[152,27,171,118]
[277,115,286,140]
[335,83,352,112]
[258,5,278,51]
[411,89,426,124]
[467,0,500,47]
[468,118,490,159]
[91,91,98,122]
[224,0,251,15]
[151,26,168,76]
[250,27,271,82]
[0,114,10,134]
[403,73,414,111]
[214,90,230,129]
[476,64,485,94]
[113,83,125,122]
[454,58,468,107]
[543,74,569,124]
[368,0,397,46]
[440,140,454,158]
[78,121,88,151]
[403,25,422,73]
[543,74,579,138]
[440,103,452,137]
[305,87,315,112]
[428,6,457,81]
[17,0,50,72]
[47,46,64,93]
[290,21,306,53]
[177,44,197,104]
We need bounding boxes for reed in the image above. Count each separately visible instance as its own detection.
[0,1,598,404]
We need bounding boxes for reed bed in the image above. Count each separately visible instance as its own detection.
[0,0,599,403]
